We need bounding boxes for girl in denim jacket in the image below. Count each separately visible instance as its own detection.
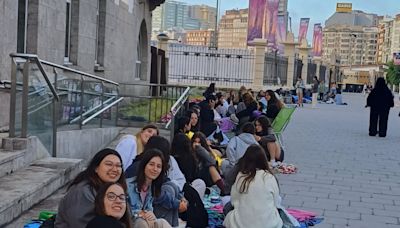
[126,149,172,228]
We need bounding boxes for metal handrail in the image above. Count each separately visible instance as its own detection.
[170,87,191,115]
[82,97,124,125]
[69,96,118,124]
[165,87,191,129]
[40,60,119,85]
[10,53,119,86]
[10,53,60,101]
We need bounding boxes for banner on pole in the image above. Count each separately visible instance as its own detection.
[247,0,266,44]
[263,0,280,49]
[298,18,310,44]
[312,23,323,56]
[276,15,287,54]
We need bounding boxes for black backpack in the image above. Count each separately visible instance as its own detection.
[180,183,208,228]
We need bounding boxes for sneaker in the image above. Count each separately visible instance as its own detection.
[271,161,279,168]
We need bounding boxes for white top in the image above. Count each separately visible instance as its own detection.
[115,135,137,171]
[224,170,283,228]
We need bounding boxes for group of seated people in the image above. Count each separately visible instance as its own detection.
[54,84,288,228]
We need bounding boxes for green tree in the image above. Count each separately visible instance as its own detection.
[385,61,400,86]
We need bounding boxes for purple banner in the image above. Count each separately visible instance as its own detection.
[247,0,266,44]
[312,23,323,56]
[263,0,280,49]
[276,15,287,54]
[298,18,310,44]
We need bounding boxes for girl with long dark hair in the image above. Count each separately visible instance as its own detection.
[86,183,133,228]
[126,149,171,228]
[224,145,282,228]
[265,90,284,121]
[254,116,283,167]
[56,149,127,228]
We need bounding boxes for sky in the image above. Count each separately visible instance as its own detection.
[180,0,400,41]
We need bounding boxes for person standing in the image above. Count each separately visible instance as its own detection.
[318,80,326,101]
[312,76,319,108]
[366,78,394,137]
[295,77,304,107]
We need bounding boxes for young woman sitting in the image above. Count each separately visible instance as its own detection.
[254,116,283,167]
[116,124,159,170]
[191,131,223,169]
[171,133,224,193]
[56,149,127,228]
[126,149,172,228]
[265,90,284,122]
[86,183,132,228]
[224,145,283,228]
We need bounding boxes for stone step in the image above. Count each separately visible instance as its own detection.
[0,157,83,227]
[0,149,27,178]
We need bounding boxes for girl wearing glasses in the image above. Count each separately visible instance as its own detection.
[56,148,127,228]
[126,149,171,228]
[87,183,132,228]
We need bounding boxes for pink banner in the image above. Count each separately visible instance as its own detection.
[312,23,323,56]
[298,18,310,44]
[247,0,266,44]
[263,0,280,49]
[276,15,287,54]
[394,52,400,65]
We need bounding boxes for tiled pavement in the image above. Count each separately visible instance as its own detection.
[278,93,400,228]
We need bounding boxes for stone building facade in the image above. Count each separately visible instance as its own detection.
[0,0,162,129]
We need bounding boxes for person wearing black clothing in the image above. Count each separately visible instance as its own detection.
[203,83,216,98]
[198,95,217,137]
[235,92,258,124]
[265,90,284,121]
[366,78,394,137]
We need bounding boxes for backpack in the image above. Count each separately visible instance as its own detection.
[180,183,208,228]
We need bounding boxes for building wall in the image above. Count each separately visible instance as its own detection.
[0,0,18,130]
[0,0,154,129]
[322,26,378,66]
[186,30,215,46]
[218,9,248,49]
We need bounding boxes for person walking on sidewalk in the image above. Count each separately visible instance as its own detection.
[366,77,394,137]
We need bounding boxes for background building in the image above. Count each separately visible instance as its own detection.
[217,9,249,49]
[322,8,379,66]
[186,30,215,46]
[377,14,400,64]
[152,0,203,34]
[189,4,217,30]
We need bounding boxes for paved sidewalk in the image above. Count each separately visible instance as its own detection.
[278,93,400,228]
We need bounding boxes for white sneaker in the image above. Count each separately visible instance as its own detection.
[271,161,279,168]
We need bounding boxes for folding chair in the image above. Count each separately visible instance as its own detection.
[271,106,296,148]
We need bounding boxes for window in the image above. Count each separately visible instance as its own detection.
[17,0,28,53]
[64,0,72,62]
[135,33,142,80]
[95,0,106,67]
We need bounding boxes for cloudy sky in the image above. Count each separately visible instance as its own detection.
[180,0,400,40]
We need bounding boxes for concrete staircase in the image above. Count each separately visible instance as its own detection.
[2,127,172,227]
[0,137,83,227]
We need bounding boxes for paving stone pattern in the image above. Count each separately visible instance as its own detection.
[278,93,400,228]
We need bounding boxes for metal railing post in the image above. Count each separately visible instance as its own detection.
[100,82,105,128]
[52,68,59,157]
[9,59,17,137]
[21,60,30,138]
[79,77,84,129]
